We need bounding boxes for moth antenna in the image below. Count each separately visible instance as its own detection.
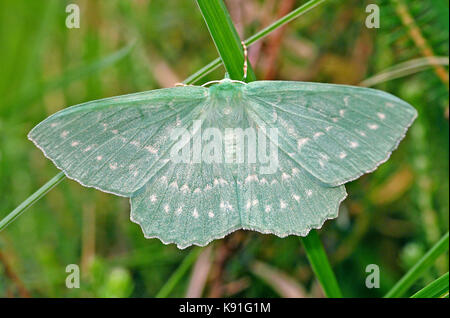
[241,41,248,80]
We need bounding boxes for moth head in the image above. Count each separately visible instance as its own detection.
[209,79,245,99]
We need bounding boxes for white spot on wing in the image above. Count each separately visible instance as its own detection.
[245,174,258,184]
[180,184,190,193]
[145,145,158,154]
[297,138,309,150]
[314,132,324,139]
[357,130,367,137]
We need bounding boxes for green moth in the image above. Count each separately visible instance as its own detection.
[29,79,417,248]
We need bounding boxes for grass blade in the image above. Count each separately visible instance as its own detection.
[360,56,449,87]
[196,0,256,82]
[155,248,202,298]
[300,230,342,298]
[0,172,65,232]
[385,232,449,298]
[411,272,449,298]
[184,0,326,84]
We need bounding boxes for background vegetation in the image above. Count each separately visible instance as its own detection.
[0,0,448,297]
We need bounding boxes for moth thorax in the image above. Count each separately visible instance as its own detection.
[209,82,244,100]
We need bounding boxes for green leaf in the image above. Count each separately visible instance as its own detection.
[196,0,256,82]
[411,272,449,298]
[385,232,449,298]
[156,248,202,298]
[300,230,342,298]
[184,0,327,84]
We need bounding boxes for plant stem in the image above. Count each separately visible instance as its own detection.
[410,272,449,298]
[155,248,202,298]
[184,0,326,84]
[196,0,256,82]
[300,230,343,298]
[0,171,65,232]
[385,232,449,298]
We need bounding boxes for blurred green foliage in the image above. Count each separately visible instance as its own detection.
[0,0,448,297]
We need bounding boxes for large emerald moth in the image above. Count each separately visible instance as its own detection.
[29,79,417,248]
